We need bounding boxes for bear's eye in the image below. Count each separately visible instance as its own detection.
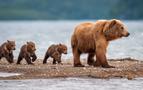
[121,27,124,30]
[30,45,33,47]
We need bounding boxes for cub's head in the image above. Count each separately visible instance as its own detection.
[103,19,130,41]
[27,41,36,53]
[6,40,16,51]
[58,44,67,54]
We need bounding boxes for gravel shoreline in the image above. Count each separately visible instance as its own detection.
[0,58,143,80]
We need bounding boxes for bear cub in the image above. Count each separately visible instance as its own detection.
[43,44,67,64]
[17,41,37,65]
[0,40,16,63]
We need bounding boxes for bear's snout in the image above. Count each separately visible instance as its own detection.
[33,48,36,51]
[122,30,130,37]
[124,32,130,37]
[13,48,16,50]
[65,52,67,54]
[64,51,67,54]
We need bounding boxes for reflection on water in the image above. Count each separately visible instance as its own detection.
[0,77,143,90]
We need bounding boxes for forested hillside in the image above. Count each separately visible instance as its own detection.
[0,0,142,20]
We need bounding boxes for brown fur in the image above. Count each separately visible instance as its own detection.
[0,40,16,63]
[43,44,67,64]
[17,41,37,65]
[71,19,130,68]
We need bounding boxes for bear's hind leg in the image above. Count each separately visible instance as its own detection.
[17,56,22,64]
[73,48,84,67]
[17,53,23,64]
[43,52,49,64]
[25,54,33,65]
[87,53,95,66]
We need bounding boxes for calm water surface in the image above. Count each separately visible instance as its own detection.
[0,77,143,90]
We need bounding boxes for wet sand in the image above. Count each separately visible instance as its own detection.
[0,58,143,80]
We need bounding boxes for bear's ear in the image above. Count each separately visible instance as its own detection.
[7,40,10,42]
[27,42,30,44]
[109,19,116,29]
[59,43,62,46]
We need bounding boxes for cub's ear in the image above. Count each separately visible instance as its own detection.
[109,19,116,29]
[59,43,62,46]
[27,42,30,44]
[7,40,10,42]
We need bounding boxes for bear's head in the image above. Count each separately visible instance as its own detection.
[58,44,67,54]
[103,19,130,41]
[6,40,16,51]
[27,41,36,53]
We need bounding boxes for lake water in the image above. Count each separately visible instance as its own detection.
[0,20,143,90]
[0,20,143,60]
[0,77,143,90]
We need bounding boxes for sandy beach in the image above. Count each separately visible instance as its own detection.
[0,58,143,80]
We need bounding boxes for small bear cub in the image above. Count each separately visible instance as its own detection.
[0,40,16,63]
[43,44,67,64]
[17,41,37,65]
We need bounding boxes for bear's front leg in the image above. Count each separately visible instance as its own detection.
[57,57,63,65]
[9,52,14,63]
[5,53,13,64]
[31,53,37,62]
[54,53,63,65]
[95,46,115,68]
[53,59,57,64]
[0,52,2,60]
[0,54,2,59]
[25,54,33,65]
[54,58,62,65]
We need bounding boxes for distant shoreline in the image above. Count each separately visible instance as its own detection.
[0,58,142,80]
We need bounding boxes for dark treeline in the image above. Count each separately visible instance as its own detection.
[0,0,142,20]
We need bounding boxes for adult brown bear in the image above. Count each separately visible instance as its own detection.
[71,19,130,68]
